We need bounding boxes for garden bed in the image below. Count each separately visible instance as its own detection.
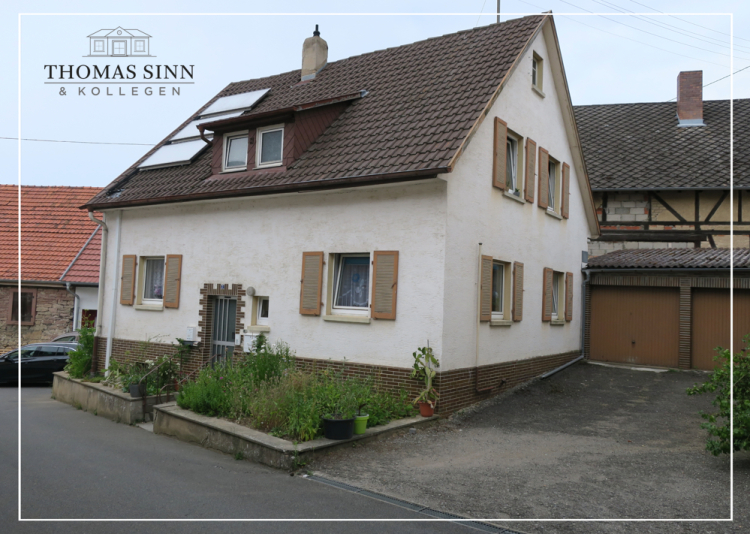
[52,371,177,425]
[153,401,437,470]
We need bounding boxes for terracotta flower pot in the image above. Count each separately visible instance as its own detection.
[418,401,435,417]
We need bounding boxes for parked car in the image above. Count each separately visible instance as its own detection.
[51,332,79,343]
[0,342,78,385]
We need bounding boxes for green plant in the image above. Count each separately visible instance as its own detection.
[687,336,750,456]
[64,320,95,378]
[234,451,244,461]
[411,345,439,408]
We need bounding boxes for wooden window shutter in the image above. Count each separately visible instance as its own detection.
[492,118,507,190]
[538,147,549,209]
[120,255,136,306]
[512,262,524,321]
[541,267,553,322]
[163,255,183,309]
[565,272,574,321]
[524,138,536,203]
[479,255,493,322]
[371,251,399,320]
[561,162,571,219]
[300,252,324,315]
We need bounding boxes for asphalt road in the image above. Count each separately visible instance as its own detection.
[0,384,480,534]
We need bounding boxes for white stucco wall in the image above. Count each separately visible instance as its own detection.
[75,286,98,311]
[98,180,447,369]
[440,28,592,371]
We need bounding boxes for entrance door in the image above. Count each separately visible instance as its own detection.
[112,41,126,56]
[211,296,237,364]
[590,286,680,367]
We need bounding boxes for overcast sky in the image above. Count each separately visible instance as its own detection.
[1,0,748,189]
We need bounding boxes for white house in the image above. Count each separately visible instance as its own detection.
[85,14,599,413]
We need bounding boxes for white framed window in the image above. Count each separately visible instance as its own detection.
[332,253,370,316]
[491,262,504,318]
[256,297,269,326]
[551,271,563,319]
[141,257,165,304]
[94,40,104,52]
[135,40,145,52]
[532,52,544,91]
[255,124,284,168]
[548,156,561,213]
[506,134,520,194]
[223,131,249,172]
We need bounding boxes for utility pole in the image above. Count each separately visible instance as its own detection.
[497,0,501,23]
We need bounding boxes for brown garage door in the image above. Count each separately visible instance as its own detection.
[692,289,750,370]
[590,286,680,367]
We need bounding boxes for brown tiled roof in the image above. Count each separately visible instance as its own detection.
[85,15,545,210]
[1,185,102,283]
[574,99,749,190]
[587,248,750,269]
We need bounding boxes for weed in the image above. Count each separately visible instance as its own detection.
[234,451,244,461]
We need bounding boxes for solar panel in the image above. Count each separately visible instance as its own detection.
[171,111,243,141]
[201,88,270,116]
[138,139,207,169]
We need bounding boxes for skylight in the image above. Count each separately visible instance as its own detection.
[170,111,243,141]
[200,88,270,116]
[138,139,207,169]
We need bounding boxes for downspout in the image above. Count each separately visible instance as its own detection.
[88,211,107,374]
[65,282,79,331]
[105,211,123,371]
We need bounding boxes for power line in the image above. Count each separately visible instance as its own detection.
[475,0,489,27]
[0,137,154,146]
[629,0,750,44]
[665,65,750,101]
[516,0,729,68]
[592,0,750,53]
[558,0,750,61]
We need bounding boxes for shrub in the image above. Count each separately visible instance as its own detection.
[687,335,750,456]
[64,320,94,378]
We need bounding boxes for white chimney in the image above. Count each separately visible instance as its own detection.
[676,71,704,127]
[301,25,328,81]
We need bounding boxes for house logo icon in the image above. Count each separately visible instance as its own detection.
[86,27,154,57]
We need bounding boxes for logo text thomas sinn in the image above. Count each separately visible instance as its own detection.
[43,64,194,96]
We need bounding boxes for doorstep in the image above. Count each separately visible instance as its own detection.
[152,402,438,470]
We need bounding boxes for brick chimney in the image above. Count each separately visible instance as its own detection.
[301,25,328,81]
[676,71,704,126]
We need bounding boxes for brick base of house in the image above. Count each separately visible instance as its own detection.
[93,336,579,415]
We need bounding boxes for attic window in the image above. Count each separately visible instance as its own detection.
[532,52,544,95]
[223,132,249,172]
[256,124,284,168]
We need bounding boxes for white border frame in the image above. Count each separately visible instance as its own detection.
[16,9,735,525]
[255,123,284,168]
[331,253,371,316]
[222,130,249,172]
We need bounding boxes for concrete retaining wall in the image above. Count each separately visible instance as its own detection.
[153,402,437,470]
[52,371,176,425]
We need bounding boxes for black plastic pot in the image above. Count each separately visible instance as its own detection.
[129,383,147,398]
[321,416,355,440]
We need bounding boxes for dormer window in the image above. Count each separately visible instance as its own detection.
[256,124,284,168]
[223,131,248,172]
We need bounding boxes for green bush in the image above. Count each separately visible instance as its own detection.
[64,320,94,378]
[177,339,416,441]
[687,336,750,456]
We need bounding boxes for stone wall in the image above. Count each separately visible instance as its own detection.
[0,286,74,352]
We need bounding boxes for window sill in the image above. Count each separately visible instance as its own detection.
[503,191,525,204]
[532,85,546,98]
[245,325,270,333]
[219,168,247,174]
[490,319,513,327]
[545,209,563,220]
[253,163,283,170]
[550,319,566,326]
[134,304,163,311]
[323,315,371,324]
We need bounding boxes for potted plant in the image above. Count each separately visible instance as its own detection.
[411,345,439,417]
[321,391,356,440]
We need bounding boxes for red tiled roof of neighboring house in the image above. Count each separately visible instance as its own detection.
[60,227,102,284]
[85,14,546,210]
[586,248,750,269]
[0,185,103,283]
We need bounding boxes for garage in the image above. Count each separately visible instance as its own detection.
[590,286,680,367]
[585,248,750,370]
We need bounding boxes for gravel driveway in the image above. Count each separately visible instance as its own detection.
[311,361,747,533]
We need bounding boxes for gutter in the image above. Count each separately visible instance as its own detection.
[65,282,80,331]
[105,211,123,372]
[583,267,750,274]
[88,211,108,375]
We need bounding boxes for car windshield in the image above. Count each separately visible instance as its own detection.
[6,349,34,361]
